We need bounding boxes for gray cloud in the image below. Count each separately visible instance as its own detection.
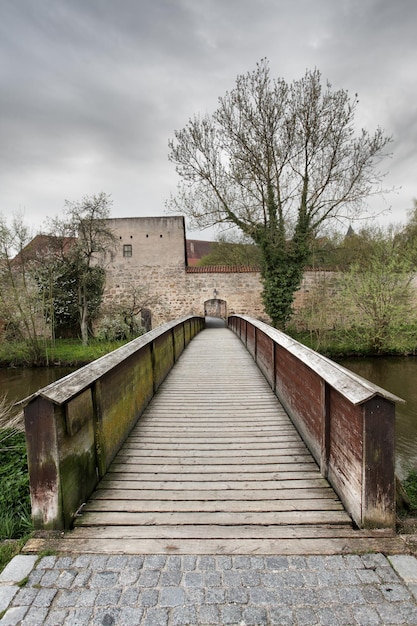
[0,0,415,235]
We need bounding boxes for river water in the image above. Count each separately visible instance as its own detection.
[0,367,75,413]
[339,357,417,480]
[1,357,416,479]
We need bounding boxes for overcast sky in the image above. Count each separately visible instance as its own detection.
[1,0,416,240]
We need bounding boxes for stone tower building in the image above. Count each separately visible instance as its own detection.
[102,216,266,328]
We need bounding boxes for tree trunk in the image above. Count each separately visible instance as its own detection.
[79,282,89,346]
[260,232,309,330]
[261,260,305,329]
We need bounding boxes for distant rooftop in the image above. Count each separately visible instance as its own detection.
[186,239,213,266]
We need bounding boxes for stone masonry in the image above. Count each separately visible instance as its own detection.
[101,216,267,327]
[100,215,344,329]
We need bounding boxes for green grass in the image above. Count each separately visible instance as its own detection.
[0,338,130,367]
[0,536,30,574]
[288,325,417,358]
[47,338,130,365]
[0,428,33,573]
[403,469,417,513]
[0,429,33,541]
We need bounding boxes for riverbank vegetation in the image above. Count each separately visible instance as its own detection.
[0,427,32,542]
[288,220,417,356]
[0,454,31,572]
[0,195,153,369]
[289,324,417,358]
[0,337,130,368]
[398,470,417,535]
[0,424,26,571]
[403,470,417,513]
[0,399,31,547]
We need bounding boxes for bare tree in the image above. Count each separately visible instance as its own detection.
[168,59,392,328]
[49,193,117,345]
[98,285,161,340]
[0,213,45,362]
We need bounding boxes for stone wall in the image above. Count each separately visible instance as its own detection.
[102,216,394,329]
[104,215,187,269]
[185,269,266,320]
[102,216,268,327]
[104,263,267,327]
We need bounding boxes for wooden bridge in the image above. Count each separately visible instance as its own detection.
[23,316,404,555]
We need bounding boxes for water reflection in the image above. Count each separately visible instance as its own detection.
[0,367,75,413]
[339,357,417,480]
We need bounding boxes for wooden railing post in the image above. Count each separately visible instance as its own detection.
[25,397,61,529]
[362,396,396,528]
[320,381,331,479]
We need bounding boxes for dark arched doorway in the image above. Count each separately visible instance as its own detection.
[141,308,152,332]
[204,298,227,319]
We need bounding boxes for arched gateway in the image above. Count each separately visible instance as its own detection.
[204,298,227,319]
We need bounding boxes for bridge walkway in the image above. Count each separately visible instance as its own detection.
[62,324,398,555]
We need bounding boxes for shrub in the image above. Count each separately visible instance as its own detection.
[95,315,145,341]
[403,468,417,513]
[0,429,33,540]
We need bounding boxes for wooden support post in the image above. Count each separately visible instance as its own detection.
[362,396,396,528]
[25,397,62,529]
[320,381,331,479]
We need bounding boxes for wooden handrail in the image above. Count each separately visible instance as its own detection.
[228,315,402,529]
[23,316,205,530]
[22,316,199,407]
[234,316,403,406]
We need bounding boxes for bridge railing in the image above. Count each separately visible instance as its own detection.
[23,316,205,530]
[228,315,403,529]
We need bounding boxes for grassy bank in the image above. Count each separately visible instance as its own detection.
[0,338,130,368]
[0,428,33,570]
[2,325,417,366]
[288,325,417,358]
[0,536,29,574]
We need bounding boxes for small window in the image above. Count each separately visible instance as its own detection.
[123,244,132,258]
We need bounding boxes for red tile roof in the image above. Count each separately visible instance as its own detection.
[186,265,260,273]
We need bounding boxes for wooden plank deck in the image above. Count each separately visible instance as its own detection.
[27,323,403,555]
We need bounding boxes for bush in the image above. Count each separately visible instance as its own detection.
[0,341,34,367]
[403,468,417,513]
[0,429,33,540]
[288,323,417,358]
[95,315,145,341]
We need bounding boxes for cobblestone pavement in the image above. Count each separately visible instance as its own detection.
[1,552,417,625]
